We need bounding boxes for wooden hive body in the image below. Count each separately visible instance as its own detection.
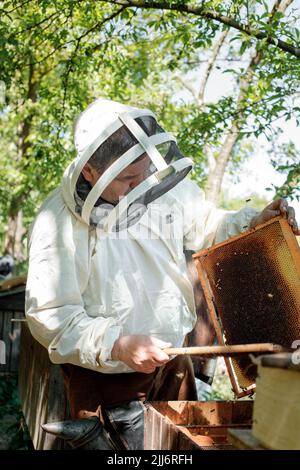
[144,400,253,450]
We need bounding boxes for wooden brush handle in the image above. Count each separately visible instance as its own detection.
[164,343,286,357]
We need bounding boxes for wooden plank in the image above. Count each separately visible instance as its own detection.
[177,429,201,450]
[0,285,29,372]
[147,401,253,427]
[9,310,23,371]
[144,403,180,450]
[191,401,232,426]
[0,310,4,339]
[144,401,254,450]
[0,286,25,312]
[0,310,12,373]
[150,401,191,426]
[0,284,26,372]
[18,322,69,449]
[191,400,253,426]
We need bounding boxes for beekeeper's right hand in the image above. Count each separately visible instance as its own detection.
[111,335,172,374]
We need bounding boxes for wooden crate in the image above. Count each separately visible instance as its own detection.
[144,400,253,450]
[18,322,69,449]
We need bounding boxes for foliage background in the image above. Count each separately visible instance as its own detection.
[0,0,300,450]
[0,0,300,261]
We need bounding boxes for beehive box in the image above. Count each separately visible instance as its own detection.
[144,400,253,450]
[252,353,300,450]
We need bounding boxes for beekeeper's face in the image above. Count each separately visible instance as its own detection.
[83,155,151,205]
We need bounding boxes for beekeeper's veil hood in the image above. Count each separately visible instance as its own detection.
[62,99,193,232]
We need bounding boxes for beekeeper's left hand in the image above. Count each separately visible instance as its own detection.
[249,198,300,235]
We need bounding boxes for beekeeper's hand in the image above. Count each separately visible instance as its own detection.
[111,335,171,373]
[249,198,300,235]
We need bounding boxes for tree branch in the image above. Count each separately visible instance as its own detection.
[175,75,198,102]
[12,11,59,36]
[197,29,229,106]
[25,6,127,67]
[1,0,33,14]
[99,0,300,59]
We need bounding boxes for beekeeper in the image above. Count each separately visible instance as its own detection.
[25,99,299,449]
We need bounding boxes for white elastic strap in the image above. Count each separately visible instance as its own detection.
[62,160,76,205]
[81,132,175,224]
[70,109,157,197]
[119,108,156,121]
[119,113,168,171]
[104,157,193,232]
[70,119,123,197]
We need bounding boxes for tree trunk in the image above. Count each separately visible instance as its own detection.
[205,126,239,204]
[204,54,258,204]
[3,63,37,262]
[3,206,25,262]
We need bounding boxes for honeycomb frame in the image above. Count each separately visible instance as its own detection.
[193,216,300,397]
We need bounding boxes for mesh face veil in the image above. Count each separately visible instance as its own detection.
[62,99,193,232]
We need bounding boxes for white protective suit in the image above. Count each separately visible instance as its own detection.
[25,99,258,374]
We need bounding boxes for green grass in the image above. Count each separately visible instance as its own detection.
[208,358,235,401]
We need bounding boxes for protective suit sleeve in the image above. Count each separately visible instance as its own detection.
[179,179,260,250]
[25,191,122,372]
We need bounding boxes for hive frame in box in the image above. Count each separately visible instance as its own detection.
[193,216,300,398]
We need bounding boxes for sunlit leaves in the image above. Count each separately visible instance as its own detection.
[0,0,300,249]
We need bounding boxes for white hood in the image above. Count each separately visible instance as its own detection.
[62,99,193,232]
